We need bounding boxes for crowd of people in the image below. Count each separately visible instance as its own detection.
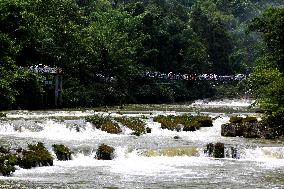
[28,64,63,74]
[143,71,247,81]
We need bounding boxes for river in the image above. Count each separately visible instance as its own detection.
[0,99,284,189]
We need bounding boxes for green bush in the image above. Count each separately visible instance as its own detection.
[19,142,53,169]
[0,163,16,176]
[183,121,201,131]
[243,116,258,123]
[86,115,122,134]
[264,109,284,137]
[0,152,18,176]
[86,115,106,129]
[0,146,9,154]
[115,117,146,136]
[193,116,213,127]
[52,144,72,161]
[229,116,258,124]
[229,116,244,123]
[154,115,212,131]
[101,120,122,134]
[96,144,115,160]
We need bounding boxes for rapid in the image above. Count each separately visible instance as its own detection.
[0,99,283,189]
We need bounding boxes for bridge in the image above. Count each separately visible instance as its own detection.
[142,72,247,82]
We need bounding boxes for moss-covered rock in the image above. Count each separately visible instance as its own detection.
[96,144,115,160]
[19,142,53,169]
[52,144,72,161]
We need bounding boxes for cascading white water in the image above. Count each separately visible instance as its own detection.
[1,99,284,189]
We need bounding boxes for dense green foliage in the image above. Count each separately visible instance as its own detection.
[248,7,284,135]
[0,0,283,109]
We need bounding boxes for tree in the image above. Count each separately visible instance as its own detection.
[249,7,284,136]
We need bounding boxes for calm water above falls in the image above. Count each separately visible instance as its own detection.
[0,100,284,189]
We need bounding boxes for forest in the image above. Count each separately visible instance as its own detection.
[0,0,283,118]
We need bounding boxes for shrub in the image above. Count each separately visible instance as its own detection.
[96,144,115,160]
[0,146,9,154]
[115,117,146,135]
[193,116,213,127]
[86,115,106,129]
[183,122,201,131]
[101,120,122,134]
[229,116,243,123]
[0,151,18,176]
[52,144,72,161]
[0,163,16,176]
[243,116,258,123]
[229,116,258,124]
[154,114,212,132]
[19,142,53,169]
[86,115,122,134]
